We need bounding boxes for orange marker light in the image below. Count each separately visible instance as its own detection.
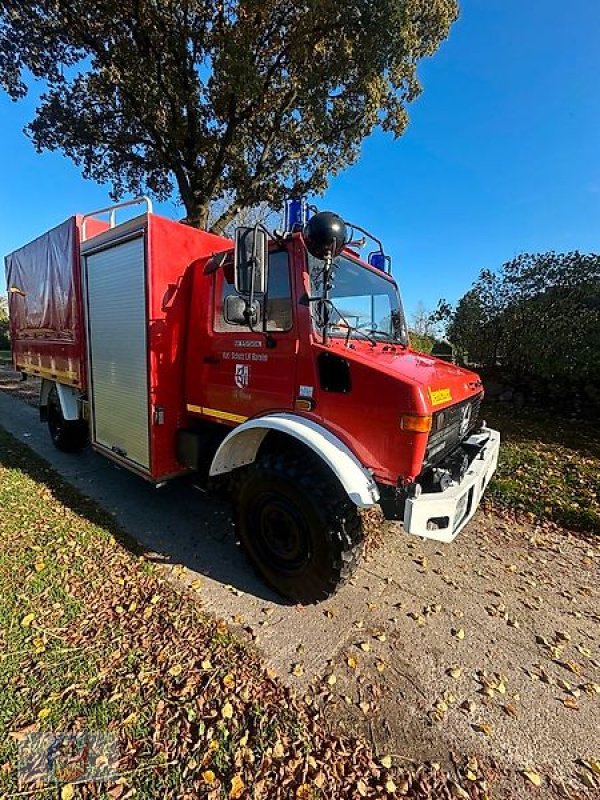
[400,414,433,433]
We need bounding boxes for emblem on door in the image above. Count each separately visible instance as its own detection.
[234,364,250,389]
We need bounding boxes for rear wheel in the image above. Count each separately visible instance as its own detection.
[47,386,88,453]
[233,452,364,604]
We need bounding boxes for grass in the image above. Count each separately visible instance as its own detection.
[483,401,600,535]
[2,426,465,800]
[0,350,11,366]
[0,426,305,798]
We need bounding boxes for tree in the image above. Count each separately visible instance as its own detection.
[445,252,600,384]
[0,1,458,232]
[410,301,435,338]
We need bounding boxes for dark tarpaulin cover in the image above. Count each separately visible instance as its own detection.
[4,217,79,341]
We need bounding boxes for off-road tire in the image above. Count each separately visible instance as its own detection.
[47,386,88,453]
[233,452,364,604]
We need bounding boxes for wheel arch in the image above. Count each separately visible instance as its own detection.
[40,379,80,421]
[209,413,379,508]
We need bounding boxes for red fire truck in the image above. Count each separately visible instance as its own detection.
[4,198,500,603]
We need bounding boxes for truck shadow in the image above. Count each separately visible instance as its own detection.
[0,434,285,604]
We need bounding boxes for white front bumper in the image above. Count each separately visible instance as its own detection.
[404,427,501,543]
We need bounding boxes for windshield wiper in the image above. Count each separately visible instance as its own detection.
[361,328,408,348]
[321,300,378,346]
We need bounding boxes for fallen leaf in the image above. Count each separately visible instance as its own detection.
[222,673,235,690]
[61,785,75,800]
[580,771,596,789]
[559,660,582,676]
[449,780,470,799]
[359,642,371,653]
[222,701,234,719]
[385,778,397,793]
[291,663,304,678]
[202,770,216,784]
[562,697,579,710]
[347,655,357,670]
[168,664,183,677]
[21,613,35,628]
[503,703,519,719]
[453,628,465,640]
[472,722,493,737]
[522,769,542,787]
[229,774,245,798]
[448,666,463,680]
[326,673,337,686]
[380,755,392,769]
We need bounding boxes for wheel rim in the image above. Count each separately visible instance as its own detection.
[251,493,311,575]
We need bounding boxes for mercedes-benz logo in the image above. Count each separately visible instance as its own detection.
[459,403,472,437]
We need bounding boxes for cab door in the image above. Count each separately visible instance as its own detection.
[199,248,297,423]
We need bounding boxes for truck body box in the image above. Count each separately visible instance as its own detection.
[6,211,231,481]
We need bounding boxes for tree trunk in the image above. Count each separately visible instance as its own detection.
[181,199,210,229]
[210,202,241,236]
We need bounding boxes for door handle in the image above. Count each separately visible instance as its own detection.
[203,355,220,364]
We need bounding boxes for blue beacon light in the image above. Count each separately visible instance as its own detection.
[285,198,310,231]
[368,251,387,271]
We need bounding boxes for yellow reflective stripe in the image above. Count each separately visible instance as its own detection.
[17,362,79,384]
[186,404,247,424]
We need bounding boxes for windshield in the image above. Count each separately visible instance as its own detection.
[308,253,408,345]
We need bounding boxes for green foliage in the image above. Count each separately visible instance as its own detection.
[484,402,600,535]
[0,296,9,350]
[409,331,434,353]
[0,1,458,231]
[445,252,600,384]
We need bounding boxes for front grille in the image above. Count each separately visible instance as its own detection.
[424,393,483,467]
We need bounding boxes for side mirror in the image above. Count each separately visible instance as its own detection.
[224,294,262,327]
[234,226,268,296]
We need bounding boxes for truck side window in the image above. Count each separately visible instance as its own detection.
[265,250,292,332]
[215,250,292,333]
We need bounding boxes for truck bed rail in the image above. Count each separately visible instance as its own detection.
[81,196,153,241]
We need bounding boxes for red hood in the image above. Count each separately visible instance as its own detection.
[327,340,483,411]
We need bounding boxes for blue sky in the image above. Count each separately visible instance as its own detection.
[1,0,599,318]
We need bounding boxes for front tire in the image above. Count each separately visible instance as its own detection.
[47,386,88,453]
[233,452,364,604]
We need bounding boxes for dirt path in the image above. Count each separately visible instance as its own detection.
[1,364,598,798]
[326,515,599,798]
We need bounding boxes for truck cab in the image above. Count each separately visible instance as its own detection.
[181,212,500,601]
